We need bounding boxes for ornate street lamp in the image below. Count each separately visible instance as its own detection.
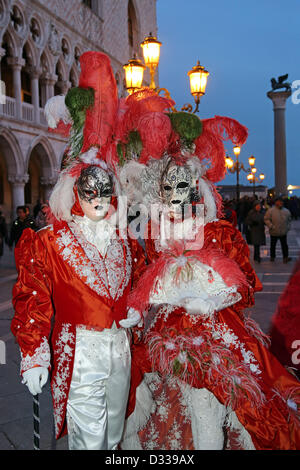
[233,145,241,157]
[225,146,251,202]
[187,61,209,113]
[123,55,146,94]
[123,34,209,114]
[247,171,265,196]
[140,32,162,90]
[248,155,256,167]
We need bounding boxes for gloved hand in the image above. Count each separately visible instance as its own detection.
[22,367,48,395]
[119,308,142,328]
[182,297,217,316]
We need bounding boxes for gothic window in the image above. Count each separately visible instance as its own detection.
[1,35,14,98]
[10,5,24,33]
[21,46,32,104]
[82,0,92,8]
[30,18,41,44]
[69,68,77,88]
[74,47,81,68]
[62,39,70,60]
[54,61,64,95]
[128,0,139,54]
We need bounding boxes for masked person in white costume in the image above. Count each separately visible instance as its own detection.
[11,51,145,450]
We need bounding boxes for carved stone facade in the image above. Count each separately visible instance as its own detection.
[0,0,157,220]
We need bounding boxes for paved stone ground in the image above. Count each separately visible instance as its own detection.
[0,221,299,450]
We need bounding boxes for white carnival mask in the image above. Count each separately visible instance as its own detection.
[77,165,113,221]
[161,164,193,215]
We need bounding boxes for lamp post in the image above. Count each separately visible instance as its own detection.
[140,32,161,90]
[247,171,265,196]
[123,54,146,95]
[124,33,209,113]
[187,61,209,113]
[225,149,255,202]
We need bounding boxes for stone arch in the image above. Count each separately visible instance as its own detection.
[1,29,17,98]
[22,37,38,67]
[25,136,57,177]
[0,126,24,176]
[0,127,26,218]
[1,28,18,57]
[28,13,45,49]
[54,56,69,95]
[128,0,141,55]
[69,64,79,88]
[25,137,57,206]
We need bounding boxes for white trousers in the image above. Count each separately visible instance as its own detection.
[66,326,131,450]
[186,387,227,450]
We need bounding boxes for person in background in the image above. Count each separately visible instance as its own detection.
[245,201,266,263]
[270,254,300,379]
[222,199,237,227]
[33,199,42,219]
[264,197,292,263]
[8,205,37,248]
[0,211,8,258]
[35,203,49,230]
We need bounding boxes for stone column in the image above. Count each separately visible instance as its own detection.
[8,174,29,216]
[56,79,71,95]
[7,57,25,119]
[40,73,57,103]
[40,176,57,202]
[29,66,42,123]
[267,90,291,196]
[0,47,6,110]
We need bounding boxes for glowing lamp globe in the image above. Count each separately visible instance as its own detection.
[141,32,162,68]
[226,157,234,168]
[188,61,209,98]
[123,56,145,94]
[249,155,255,166]
[233,145,241,157]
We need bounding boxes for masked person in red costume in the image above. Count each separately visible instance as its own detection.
[116,109,300,450]
[11,52,145,450]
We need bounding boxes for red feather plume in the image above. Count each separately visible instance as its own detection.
[195,116,248,183]
[79,52,119,163]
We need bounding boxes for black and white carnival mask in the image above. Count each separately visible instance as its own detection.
[161,164,193,215]
[77,165,113,221]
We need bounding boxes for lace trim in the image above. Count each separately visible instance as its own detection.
[204,319,262,375]
[20,337,50,373]
[56,224,132,300]
[52,323,76,436]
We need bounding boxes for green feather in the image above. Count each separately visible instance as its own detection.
[167,112,203,146]
[117,130,143,166]
[65,87,94,131]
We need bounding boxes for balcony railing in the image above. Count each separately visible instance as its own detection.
[0,97,48,127]
[22,102,34,122]
[1,96,15,118]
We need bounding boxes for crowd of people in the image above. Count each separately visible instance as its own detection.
[221,194,299,263]
[0,200,49,257]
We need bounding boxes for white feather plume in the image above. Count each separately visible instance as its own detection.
[49,171,77,221]
[44,95,72,129]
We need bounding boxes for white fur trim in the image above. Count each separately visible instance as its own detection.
[44,95,72,128]
[198,178,217,224]
[121,373,156,450]
[49,172,77,222]
[79,147,107,168]
[118,160,146,204]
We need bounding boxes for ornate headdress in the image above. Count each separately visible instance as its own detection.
[45,51,248,222]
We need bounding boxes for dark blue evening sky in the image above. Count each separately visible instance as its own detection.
[156,0,300,196]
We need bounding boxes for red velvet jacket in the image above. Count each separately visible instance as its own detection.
[11,219,145,438]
